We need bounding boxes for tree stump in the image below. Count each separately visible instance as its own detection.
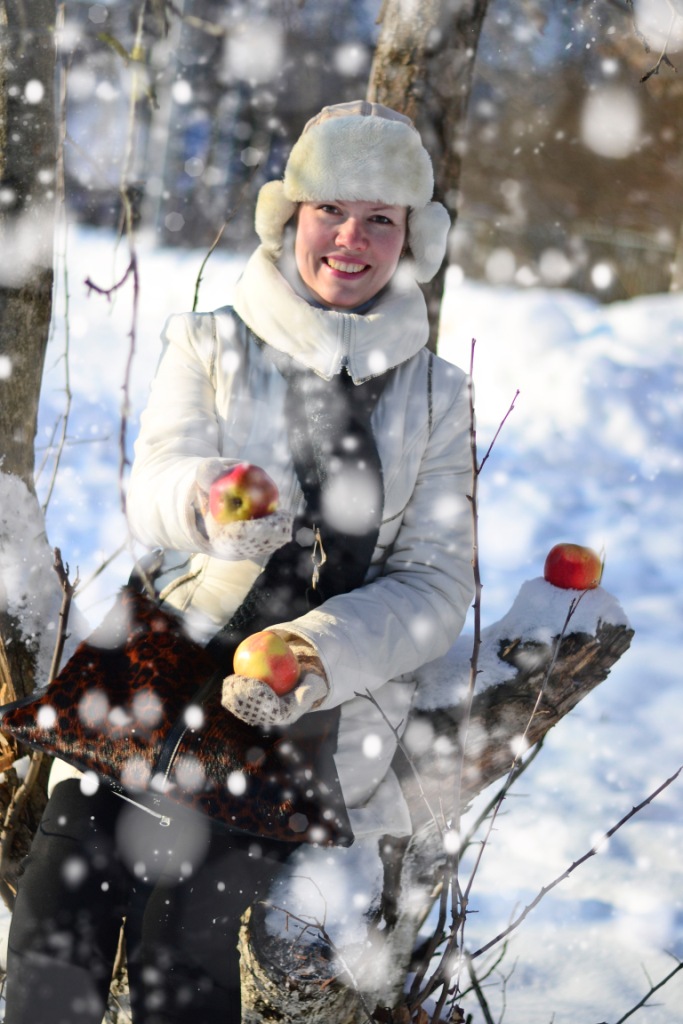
[239,583,634,1022]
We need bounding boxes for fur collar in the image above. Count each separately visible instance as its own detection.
[232,246,429,383]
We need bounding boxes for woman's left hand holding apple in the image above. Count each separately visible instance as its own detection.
[192,458,293,560]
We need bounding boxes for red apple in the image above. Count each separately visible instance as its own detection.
[543,542,603,591]
[233,630,300,696]
[208,462,279,523]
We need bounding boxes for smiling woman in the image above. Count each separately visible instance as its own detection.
[4,100,473,1024]
[294,200,407,309]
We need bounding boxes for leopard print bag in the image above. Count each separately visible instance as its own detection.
[0,580,352,846]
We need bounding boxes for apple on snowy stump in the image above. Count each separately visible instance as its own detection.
[543,542,603,591]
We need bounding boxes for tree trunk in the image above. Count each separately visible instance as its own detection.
[239,603,634,1022]
[0,0,57,905]
[367,0,490,348]
[0,0,56,678]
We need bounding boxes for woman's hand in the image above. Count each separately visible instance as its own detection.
[193,458,292,560]
[221,671,328,727]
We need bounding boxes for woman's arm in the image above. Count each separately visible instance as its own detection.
[127,313,231,552]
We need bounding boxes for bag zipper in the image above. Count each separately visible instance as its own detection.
[113,790,173,827]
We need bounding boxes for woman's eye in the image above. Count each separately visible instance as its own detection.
[371,215,392,225]
[319,204,340,215]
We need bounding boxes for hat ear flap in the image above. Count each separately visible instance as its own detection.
[407,202,451,283]
[255,181,297,258]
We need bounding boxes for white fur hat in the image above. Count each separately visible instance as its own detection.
[255,100,450,283]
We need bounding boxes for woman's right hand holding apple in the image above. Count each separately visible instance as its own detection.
[221,630,329,727]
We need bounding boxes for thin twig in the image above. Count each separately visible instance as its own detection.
[612,955,683,1023]
[49,547,80,681]
[470,764,683,958]
[355,689,444,836]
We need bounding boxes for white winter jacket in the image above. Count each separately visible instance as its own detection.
[122,246,474,838]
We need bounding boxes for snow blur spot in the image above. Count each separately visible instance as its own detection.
[221,348,241,374]
[288,812,309,833]
[591,830,610,855]
[226,20,284,83]
[226,770,247,796]
[185,156,204,178]
[580,86,642,159]
[362,733,383,760]
[79,771,100,796]
[591,262,615,290]
[171,79,192,105]
[0,355,11,379]
[175,754,205,793]
[115,802,210,884]
[443,829,461,855]
[367,348,388,375]
[165,212,185,232]
[539,248,574,286]
[88,4,108,25]
[36,704,57,730]
[402,717,434,756]
[78,689,109,728]
[24,79,45,104]
[121,756,152,792]
[132,689,164,728]
[108,705,132,729]
[240,147,263,168]
[321,469,382,536]
[306,825,329,845]
[95,81,118,103]
[62,856,88,888]
[431,492,465,525]
[510,734,530,757]
[485,247,516,285]
[184,704,204,730]
[333,43,369,77]
[408,615,435,645]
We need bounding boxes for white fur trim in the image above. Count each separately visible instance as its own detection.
[284,116,433,208]
[408,202,451,282]
[254,102,450,280]
[255,180,296,257]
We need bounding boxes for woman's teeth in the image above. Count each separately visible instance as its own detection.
[326,258,366,274]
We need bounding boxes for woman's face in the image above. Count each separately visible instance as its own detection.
[294,200,407,310]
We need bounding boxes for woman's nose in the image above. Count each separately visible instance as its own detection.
[336,217,367,251]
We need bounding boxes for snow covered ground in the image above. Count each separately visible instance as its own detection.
[3,225,682,1021]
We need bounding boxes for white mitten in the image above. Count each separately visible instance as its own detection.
[193,459,293,560]
[221,672,329,727]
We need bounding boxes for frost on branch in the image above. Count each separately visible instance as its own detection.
[239,579,634,1021]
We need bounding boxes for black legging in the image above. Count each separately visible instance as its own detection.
[5,779,297,1024]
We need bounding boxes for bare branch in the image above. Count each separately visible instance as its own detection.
[470,764,683,959]
[612,955,683,1023]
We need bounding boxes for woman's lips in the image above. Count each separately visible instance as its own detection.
[324,257,369,275]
